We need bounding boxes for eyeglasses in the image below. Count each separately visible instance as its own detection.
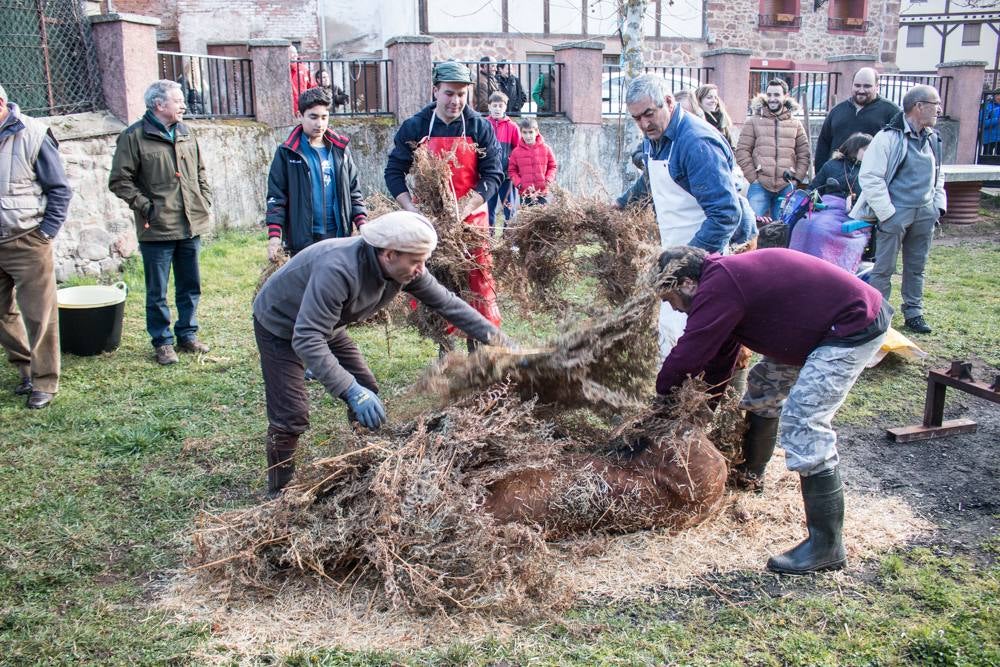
[917,100,943,108]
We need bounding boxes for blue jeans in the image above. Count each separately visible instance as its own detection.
[747,181,794,220]
[487,179,518,234]
[139,237,202,347]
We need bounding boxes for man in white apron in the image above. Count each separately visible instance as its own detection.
[615,74,743,359]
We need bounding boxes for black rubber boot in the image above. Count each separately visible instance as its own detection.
[767,467,847,575]
[265,427,298,497]
[732,413,778,493]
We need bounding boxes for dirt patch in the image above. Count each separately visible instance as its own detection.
[838,395,1000,557]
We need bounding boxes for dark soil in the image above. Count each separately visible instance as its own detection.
[839,393,1000,559]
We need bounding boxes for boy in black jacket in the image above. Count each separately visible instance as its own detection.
[265,87,367,259]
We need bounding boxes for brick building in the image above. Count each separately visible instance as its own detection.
[108,0,899,69]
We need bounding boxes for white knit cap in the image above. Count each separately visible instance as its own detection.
[360,211,438,254]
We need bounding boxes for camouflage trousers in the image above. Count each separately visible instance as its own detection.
[738,334,886,476]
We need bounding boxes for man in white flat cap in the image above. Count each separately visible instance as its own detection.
[252,210,513,495]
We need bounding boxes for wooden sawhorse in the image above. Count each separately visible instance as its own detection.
[887,361,1000,443]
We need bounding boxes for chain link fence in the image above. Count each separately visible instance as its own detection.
[0,0,104,117]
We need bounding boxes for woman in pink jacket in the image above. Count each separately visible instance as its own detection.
[508,117,557,206]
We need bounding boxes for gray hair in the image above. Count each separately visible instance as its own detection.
[144,80,182,111]
[625,74,672,108]
[902,84,939,113]
[0,84,7,102]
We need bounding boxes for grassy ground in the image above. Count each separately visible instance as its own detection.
[1,228,997,665]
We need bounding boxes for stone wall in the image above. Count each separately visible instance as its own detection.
[705,0,900,68]
[41,110,958,280]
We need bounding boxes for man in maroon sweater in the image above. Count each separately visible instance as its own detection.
[655,246,889,574]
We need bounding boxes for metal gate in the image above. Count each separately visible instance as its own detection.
[0,0,104,117]
[976,90,1000,165]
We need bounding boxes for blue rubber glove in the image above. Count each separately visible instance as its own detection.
[341,380,386,430]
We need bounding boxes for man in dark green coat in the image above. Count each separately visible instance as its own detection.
[109,80,213,365]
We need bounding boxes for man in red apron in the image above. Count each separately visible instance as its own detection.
[384,61,504,351]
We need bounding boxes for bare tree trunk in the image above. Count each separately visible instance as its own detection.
[620,0,646,81]
[618,0,646,167]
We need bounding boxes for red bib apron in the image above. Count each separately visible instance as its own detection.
[419,113,502,333]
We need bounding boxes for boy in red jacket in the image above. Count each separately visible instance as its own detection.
[486,91,521,235]
[508,117,557,206]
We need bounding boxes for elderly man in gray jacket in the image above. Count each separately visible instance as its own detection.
[849,84,946,334]
[252,211,513,495]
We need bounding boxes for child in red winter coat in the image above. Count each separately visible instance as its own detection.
[486,91,521,234]
[508,117,557,206]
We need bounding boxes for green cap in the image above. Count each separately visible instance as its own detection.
[433,61,474,84]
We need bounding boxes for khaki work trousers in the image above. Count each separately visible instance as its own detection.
[0,230,60,393]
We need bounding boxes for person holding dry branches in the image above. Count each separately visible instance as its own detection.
[384,61,504,351]
[614,74,742,361]
[252,211,514,496]
[653,246,890,575]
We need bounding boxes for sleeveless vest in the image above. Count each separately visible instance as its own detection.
[0,113,50,239]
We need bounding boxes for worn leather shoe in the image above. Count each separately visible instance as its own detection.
[178,338,210,353]
[27,390,54,409]
[14,376,33,396]
[155,344,179,365]
[904,315,932,334]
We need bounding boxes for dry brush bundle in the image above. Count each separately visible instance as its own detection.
[254,250,288,298]
[419,289,659,413]
[485,379,730,540]
[493,190,658,310]
[364,191,400,219]
[404,144,493,345]
[190,386,570,615]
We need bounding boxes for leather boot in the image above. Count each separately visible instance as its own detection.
[265,427,299,497]
[732,413,778,492]
[767,467,846,574]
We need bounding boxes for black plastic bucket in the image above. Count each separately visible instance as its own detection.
[57,282,128,356]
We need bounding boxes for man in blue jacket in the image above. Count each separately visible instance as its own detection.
[265,87,367,259]
[615,74,742,359]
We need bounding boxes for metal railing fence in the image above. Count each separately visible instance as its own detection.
[158,52,254,119]
[748,70,840,115]
[601,65,713,115]
[0,0,103,117]
[296,59,393,116]
[433,61,565,116]
[881,73,952,117]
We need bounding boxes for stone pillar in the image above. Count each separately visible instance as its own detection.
[248,38,294,127]
[385,36,434,122]
[826,54,878,105]
[701,48,752,130]
[937,60,987,164]
[89,13,160,124]
[553,40,605,125]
